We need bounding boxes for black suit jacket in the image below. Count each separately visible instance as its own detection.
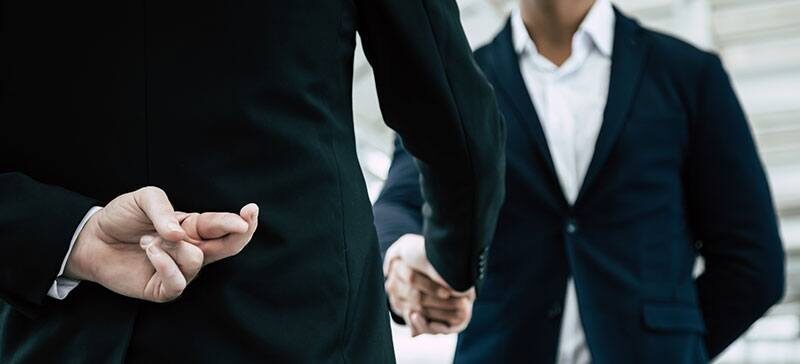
[0,1,505,362]
[374,11,784,364]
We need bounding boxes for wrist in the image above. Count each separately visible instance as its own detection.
[64,210,102,282]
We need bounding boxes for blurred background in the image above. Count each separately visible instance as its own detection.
[352,0,800,363]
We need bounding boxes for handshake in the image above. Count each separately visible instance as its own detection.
[384,234,476,336]
[64,187,259,303]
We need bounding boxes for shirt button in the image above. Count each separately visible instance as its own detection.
[566,221,577,234]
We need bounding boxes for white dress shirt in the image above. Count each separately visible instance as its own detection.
[47,206,101,299]
[511,1,615,363]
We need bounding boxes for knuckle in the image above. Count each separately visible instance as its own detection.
[464,303,473,316]
[411,291,422,304]
[389,298,402,312]
[139,186,157,194]
[189,253,204,269]
[462,299,473,311]
[385,278,399,294]
[167,283,186,298]
[405,270,415,284]
[419,295,430,306]
[144,186,167,199]
[194,251,205,265]
[187,246,205,267]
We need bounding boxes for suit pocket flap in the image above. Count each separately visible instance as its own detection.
[642,303,706,333]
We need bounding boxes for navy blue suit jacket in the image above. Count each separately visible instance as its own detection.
[373,10,785,364]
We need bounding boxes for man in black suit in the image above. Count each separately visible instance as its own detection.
[375,0,785,362]
[0,0,505,362]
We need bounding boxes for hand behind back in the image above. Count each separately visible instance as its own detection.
[65,186,259,303]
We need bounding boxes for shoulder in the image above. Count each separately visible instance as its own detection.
[632,19,737,118]
[638,22,722,78]
[623,16,730,111]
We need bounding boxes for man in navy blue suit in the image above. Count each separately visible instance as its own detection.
[374,0,785,363]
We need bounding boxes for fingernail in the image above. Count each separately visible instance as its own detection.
[140,235,154,248]
[438,288,449,298]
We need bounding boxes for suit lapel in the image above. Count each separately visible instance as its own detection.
[486,22,569,211]
[575,11,650,205]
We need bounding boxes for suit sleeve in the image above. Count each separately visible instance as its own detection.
[687,54,786,358]
[356,0,505,291]
[0,171,97,315]
[372,137,425,258]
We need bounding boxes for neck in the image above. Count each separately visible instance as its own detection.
[519,0,596,65]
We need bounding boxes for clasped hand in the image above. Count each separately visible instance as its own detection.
[64,186,259,303]
[384,234,475,336]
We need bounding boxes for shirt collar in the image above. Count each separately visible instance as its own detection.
[579,0,615,57]
[511,8,531,56]
[511,0,615,58]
